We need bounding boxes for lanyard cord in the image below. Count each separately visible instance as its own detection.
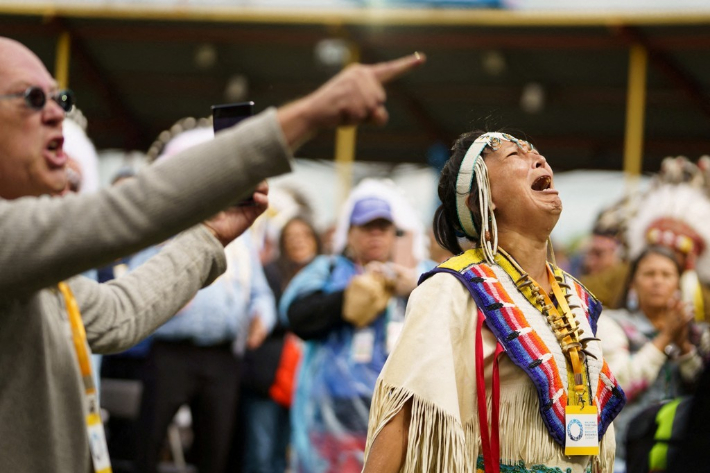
[525,266,594,406]
[58,282,97,399]
[58,282,113,473]
[541,266,588,405]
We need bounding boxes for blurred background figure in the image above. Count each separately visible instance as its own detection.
[599,245,709,473]
[583,157,710,321]
[131,122,276,473]
[583,225,624,277]
[579,204,628,305]
[624,157,710,323]
[237,215,322,473]
[280,179,434,473]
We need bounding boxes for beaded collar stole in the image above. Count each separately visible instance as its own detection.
[420,248,626,447]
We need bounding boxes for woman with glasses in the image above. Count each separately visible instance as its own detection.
[362,131,626,473]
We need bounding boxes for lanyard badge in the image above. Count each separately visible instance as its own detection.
[86,394,112,473]
[58,282,113,473]
[531,268,601,457]
[565,404,600,456]
[547,271,600,457]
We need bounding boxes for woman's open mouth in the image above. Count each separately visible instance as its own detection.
[531,175,552,191]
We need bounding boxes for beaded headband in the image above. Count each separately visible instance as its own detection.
[455,132,535,262]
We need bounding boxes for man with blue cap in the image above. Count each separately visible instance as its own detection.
[280,194,434,473]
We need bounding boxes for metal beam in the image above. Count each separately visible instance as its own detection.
[615,25,710,126]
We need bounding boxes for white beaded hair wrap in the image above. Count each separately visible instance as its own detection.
[455,132,535,263]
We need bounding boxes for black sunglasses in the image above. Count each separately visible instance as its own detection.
[0,86,74,112]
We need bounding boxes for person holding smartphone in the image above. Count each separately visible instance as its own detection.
[280,184,435,473]
[0,35,425,473]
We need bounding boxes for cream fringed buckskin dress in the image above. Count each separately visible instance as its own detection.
[364,249,626,473]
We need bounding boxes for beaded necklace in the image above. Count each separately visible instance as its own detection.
[498,248,599,406]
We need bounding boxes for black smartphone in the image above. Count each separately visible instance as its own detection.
[212,101,254,132]
[212,101,256,206]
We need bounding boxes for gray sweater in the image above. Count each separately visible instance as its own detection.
[0,110,292,472]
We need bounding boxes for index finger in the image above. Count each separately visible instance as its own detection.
[371,52,426,84]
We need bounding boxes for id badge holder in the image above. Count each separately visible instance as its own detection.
[564,404,600,456]
[352,328,375,364]
[86,394,112,473]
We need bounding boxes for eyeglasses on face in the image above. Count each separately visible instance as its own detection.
[0,86,74,113]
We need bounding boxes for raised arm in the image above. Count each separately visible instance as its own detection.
[0,110,290,297]
[0,52,426,298]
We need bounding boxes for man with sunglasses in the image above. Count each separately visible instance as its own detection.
[0,36,425,473]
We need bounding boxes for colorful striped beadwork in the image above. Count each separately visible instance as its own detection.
[420,248,625,447]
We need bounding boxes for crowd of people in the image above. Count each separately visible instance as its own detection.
[2,33,710,473]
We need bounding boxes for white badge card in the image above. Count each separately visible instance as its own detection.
[386,320,404,354]
[564,405,600,456]
[352,328,375,364]
[87,412,112,473]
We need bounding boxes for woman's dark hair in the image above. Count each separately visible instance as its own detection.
[433,130,490,255]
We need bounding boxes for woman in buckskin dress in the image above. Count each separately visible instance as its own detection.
[362,131,626,473]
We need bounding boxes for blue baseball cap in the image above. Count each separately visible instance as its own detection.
[350,197,394,226]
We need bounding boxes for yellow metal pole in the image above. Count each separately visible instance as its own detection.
[54,31,71,89]
[623,43,648,192]
[335,41,361,208]
[336,126,358,206]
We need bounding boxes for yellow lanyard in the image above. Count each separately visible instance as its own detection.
[58,282,97,398]
[528,267,590,406]
[58,282,113,473]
